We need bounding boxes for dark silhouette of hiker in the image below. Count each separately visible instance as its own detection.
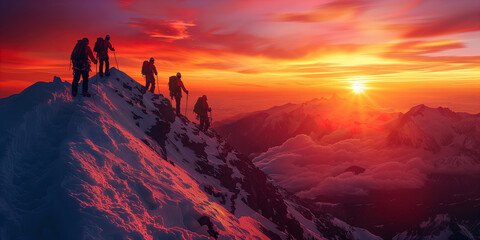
[94,35,115,78]
[71,38,97,97]
[142,58,157,93]
[194,95,211,131]
[169,72,188,116]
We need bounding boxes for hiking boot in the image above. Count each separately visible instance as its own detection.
[82,92,91,97]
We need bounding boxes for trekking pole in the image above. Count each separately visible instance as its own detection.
[156,75,159,94]
[96,62,98,84]
[93,62,98,106]
[113,51,119,70]
[185,93,188,118]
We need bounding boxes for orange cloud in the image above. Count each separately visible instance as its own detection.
[383,40,480,65]
[128,18,196,41]
[391,40,465,54]
[272,0,367,22]
[387,10,480,38]
[119,0,135,7]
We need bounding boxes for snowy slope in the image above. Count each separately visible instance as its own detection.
[0,69,379,240]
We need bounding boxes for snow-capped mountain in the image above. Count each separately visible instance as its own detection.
[0,69,380,240]
[393,214,476,240]
[213,102,318,156]
[386,104,480,166]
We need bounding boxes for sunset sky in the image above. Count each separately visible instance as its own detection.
[1,0,479,120]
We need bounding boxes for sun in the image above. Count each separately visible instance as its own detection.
[351,82,365,94]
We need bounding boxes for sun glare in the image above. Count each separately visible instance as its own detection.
[351,83,365,94]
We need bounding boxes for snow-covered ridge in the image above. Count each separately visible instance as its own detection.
[0,69,379,240]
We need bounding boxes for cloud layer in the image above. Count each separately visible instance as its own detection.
[254,131,480,199]
[254,134,427,197]
[253,104,480,198]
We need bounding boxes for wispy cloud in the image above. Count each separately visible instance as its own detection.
[383,40,480,65]
[272,0,368,23]
[390,11,480,38]
[128,18,196,41]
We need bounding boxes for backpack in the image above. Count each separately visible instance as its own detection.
[141,61,150,75]
[93,37,105,53]
[71,40,87,69]
[193,97,203,115]
[168,76,180,95]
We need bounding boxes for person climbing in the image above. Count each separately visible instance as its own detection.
[194,95,212,131]
[168,72,189,116]
[141,57,157,93]
[71,37,97,97]
[94,34,115,77]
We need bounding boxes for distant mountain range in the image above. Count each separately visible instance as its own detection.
[215,95,480,166]
[214,95,399,157]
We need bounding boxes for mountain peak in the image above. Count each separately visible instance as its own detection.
[405,104,461,120]
[53,75,62,83]
[406,104,429,116]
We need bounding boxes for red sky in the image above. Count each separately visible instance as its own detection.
[1,0,479,120]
